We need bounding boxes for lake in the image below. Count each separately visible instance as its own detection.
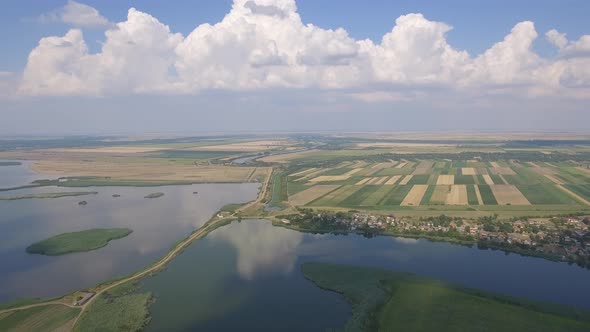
[142,219,590,331]
[0,181,260,302]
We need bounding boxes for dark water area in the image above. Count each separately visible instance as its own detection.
[142,219,590,331]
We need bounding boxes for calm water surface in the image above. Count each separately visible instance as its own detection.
[142,219,590,331]
[0,164,260,301]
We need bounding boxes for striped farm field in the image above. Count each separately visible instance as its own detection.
[399,175,414,185]
[482,174,495,185]
[355,177,371,185]
[339,185,380,206]
[563,184,590,202]
[466,185,480,205]
[429,185,451,204]
[361,185,396,206]
[489,174,504,184]
[478,185,498,205]
[289,185,340,205]
[385,175,401,185]
[420,185,436,205]
[311,185,360,206]
[381,185,414,206]
[490,185,530,205]
[401,185,429,206]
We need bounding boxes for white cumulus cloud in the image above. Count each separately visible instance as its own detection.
[37,0,112,28]
[16,0,590,100]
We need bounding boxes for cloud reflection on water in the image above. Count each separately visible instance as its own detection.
[210,220,303,280]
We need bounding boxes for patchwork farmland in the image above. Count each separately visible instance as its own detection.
[283,159,590,215]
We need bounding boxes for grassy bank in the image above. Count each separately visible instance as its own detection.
[26,228,133,256]
[302,262,590,332]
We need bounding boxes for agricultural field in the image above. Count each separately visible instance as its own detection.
[281,157,590,216]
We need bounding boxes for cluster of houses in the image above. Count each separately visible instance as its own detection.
[283,211,590,266]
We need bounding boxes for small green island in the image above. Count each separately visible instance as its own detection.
[0,161,22,166]
[0,191,97,201]
[302,262,590,332]
[144,192,164,199]
[26,228,133,256]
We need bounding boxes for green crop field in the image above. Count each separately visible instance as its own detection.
[454,175,476,184]
[420,185,436,205]
[339,185,380,206]
[477,185,498,205]
[516,184,579,205]
[407,174,430,185]
[466,185,479,205]
[564,184,590,201]
[381,185,413,206]
[361,186,395,206]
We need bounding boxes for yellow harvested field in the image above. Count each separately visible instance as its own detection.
[474,185,484,205]
[399,175,414,185]
[401,185,428,206]
[445,185,468,205]
[576,167,590,175]
[544,174,564,184]
[461,168,476,175]
[356,178,371,185]
[186,140,293,152]
[482,174,495,185]
[308,168,362,182]
[436,175,454,185]
[31,160,270,183]
[490,167,516,175]
[490,185,531,205]
[50,146,165,154]
[385,175,401,185]
[290,168,317,177]
[395,162,408,169]
[289,185,340,205]
[490,162,501,168]
[430,185,451,203]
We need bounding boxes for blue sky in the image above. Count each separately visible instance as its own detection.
[1,0,589,135]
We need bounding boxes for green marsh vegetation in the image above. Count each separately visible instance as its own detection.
[302,262,590,332]
[26,228,132,256]
[74,282,152,332]
[0,191,97,201]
